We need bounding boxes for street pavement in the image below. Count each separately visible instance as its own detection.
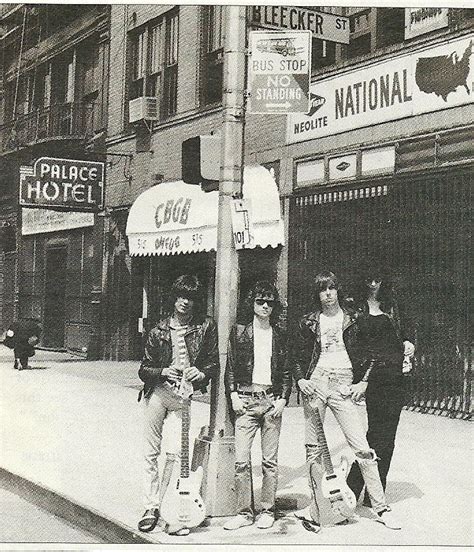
[0,345,472,547]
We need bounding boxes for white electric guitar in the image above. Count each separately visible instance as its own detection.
[310,406,356,521]
[160,376,206,532]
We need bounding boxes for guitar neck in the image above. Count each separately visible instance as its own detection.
[180,399,190,478]
[314,408,334,475]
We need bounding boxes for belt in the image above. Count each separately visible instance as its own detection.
[238,388,274,399]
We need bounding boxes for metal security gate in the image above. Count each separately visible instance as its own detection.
[288,166,472,419]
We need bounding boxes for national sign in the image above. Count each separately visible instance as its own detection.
[287,35,473,144]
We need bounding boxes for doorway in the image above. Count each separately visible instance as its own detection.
[43,246,67,348]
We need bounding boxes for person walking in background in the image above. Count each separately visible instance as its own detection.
[4,319,41,370]
[137,274,218,535]
[293,270,401,531]
[224,281,291,530]
[347,267,415,504]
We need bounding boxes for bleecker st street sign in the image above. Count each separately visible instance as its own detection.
[249,6,350,45]
[19,157,105,212]
[248,30,312,114]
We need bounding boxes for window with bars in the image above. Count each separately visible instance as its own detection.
[201,5,224,106]
[128,9,179,119]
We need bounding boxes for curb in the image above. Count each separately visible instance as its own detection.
[0,467,158,544]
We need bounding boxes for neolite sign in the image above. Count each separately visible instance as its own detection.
[287,35,473,144]
[19,157,105,212]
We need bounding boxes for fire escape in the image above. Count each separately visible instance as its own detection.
[0,4,108,154]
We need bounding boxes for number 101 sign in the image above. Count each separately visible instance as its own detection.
[231,198,254,250]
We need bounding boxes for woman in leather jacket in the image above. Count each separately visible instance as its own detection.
[347,268,415,503]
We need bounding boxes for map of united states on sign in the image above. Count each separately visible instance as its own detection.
[415,40,472,101]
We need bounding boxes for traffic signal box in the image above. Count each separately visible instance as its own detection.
[181,135,220,192]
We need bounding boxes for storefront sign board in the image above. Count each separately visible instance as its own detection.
[19,157,105,211]
[287,35,473,144]
[22,208,94,235]
[405,8,449,40]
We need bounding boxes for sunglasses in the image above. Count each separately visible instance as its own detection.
[255,298,275,307]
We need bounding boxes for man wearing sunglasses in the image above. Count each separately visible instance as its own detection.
[224,281,292,530]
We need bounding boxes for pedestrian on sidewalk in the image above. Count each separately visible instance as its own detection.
[4,319,41,370]
[224,281,292,531]
[347,266,415,503]
[137,274,218,535]
[292,270,401,531]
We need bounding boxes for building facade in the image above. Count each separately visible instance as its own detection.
[1,5,471,416]
[0,4,109,353]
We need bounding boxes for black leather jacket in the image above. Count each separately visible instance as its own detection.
[292,308,362,383]
[138,315,219,400]
[224,322,292,404]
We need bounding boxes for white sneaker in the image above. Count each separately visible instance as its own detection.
[256,512,275,529]
[377,509,401,530]
[223,514,254,530]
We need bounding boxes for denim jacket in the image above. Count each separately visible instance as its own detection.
[292,308,362,383]
[224,323,292,404]
[138,315,219,400]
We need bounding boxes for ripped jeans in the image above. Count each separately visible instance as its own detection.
[303,368,388,517]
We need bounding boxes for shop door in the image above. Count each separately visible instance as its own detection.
[43,247,67,348]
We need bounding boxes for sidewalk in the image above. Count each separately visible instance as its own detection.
[0,346,472,546]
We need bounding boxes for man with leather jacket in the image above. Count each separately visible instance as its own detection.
[293,270,401,531]
[137,274,218,534]
[224,281,291,531]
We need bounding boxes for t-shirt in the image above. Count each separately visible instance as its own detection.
[315,309,352,371]
[252,322,273,387]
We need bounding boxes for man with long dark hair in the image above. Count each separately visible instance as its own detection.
[137,274,218,534]
[293,270,401,531]
[347,267,415,504]
[224,281,292,530]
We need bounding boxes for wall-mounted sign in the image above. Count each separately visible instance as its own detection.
[329,153,357,181]
[249,6,349,44]
[405,8,449,40]
[287,35,473,144]
[22,208,94,236]
[19,157,105,212]
[248,30,311,114]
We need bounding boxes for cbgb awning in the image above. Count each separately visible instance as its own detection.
[126,165,284,256]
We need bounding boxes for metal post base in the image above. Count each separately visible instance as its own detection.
[192,428,236,517]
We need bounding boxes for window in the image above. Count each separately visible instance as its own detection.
[376,8,405,49]
[201,5,224,105]
[129,9,179,119]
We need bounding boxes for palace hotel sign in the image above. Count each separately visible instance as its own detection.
[20,157,105,212]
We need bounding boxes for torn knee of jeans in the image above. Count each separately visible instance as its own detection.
[235,461,251,473]
[355,449,378,464]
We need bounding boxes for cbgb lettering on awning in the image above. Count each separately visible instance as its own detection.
[126,165,284,256]
[19,157,105,212]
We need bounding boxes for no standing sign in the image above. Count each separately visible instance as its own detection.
[248,30,311,114]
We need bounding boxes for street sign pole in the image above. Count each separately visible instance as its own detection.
[201,5,247,517]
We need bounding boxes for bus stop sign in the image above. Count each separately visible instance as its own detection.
[248,30,311,114]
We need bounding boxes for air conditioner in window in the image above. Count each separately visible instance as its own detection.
[128,97,159,123]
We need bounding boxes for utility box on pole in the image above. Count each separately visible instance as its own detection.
[182,135,220,191]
